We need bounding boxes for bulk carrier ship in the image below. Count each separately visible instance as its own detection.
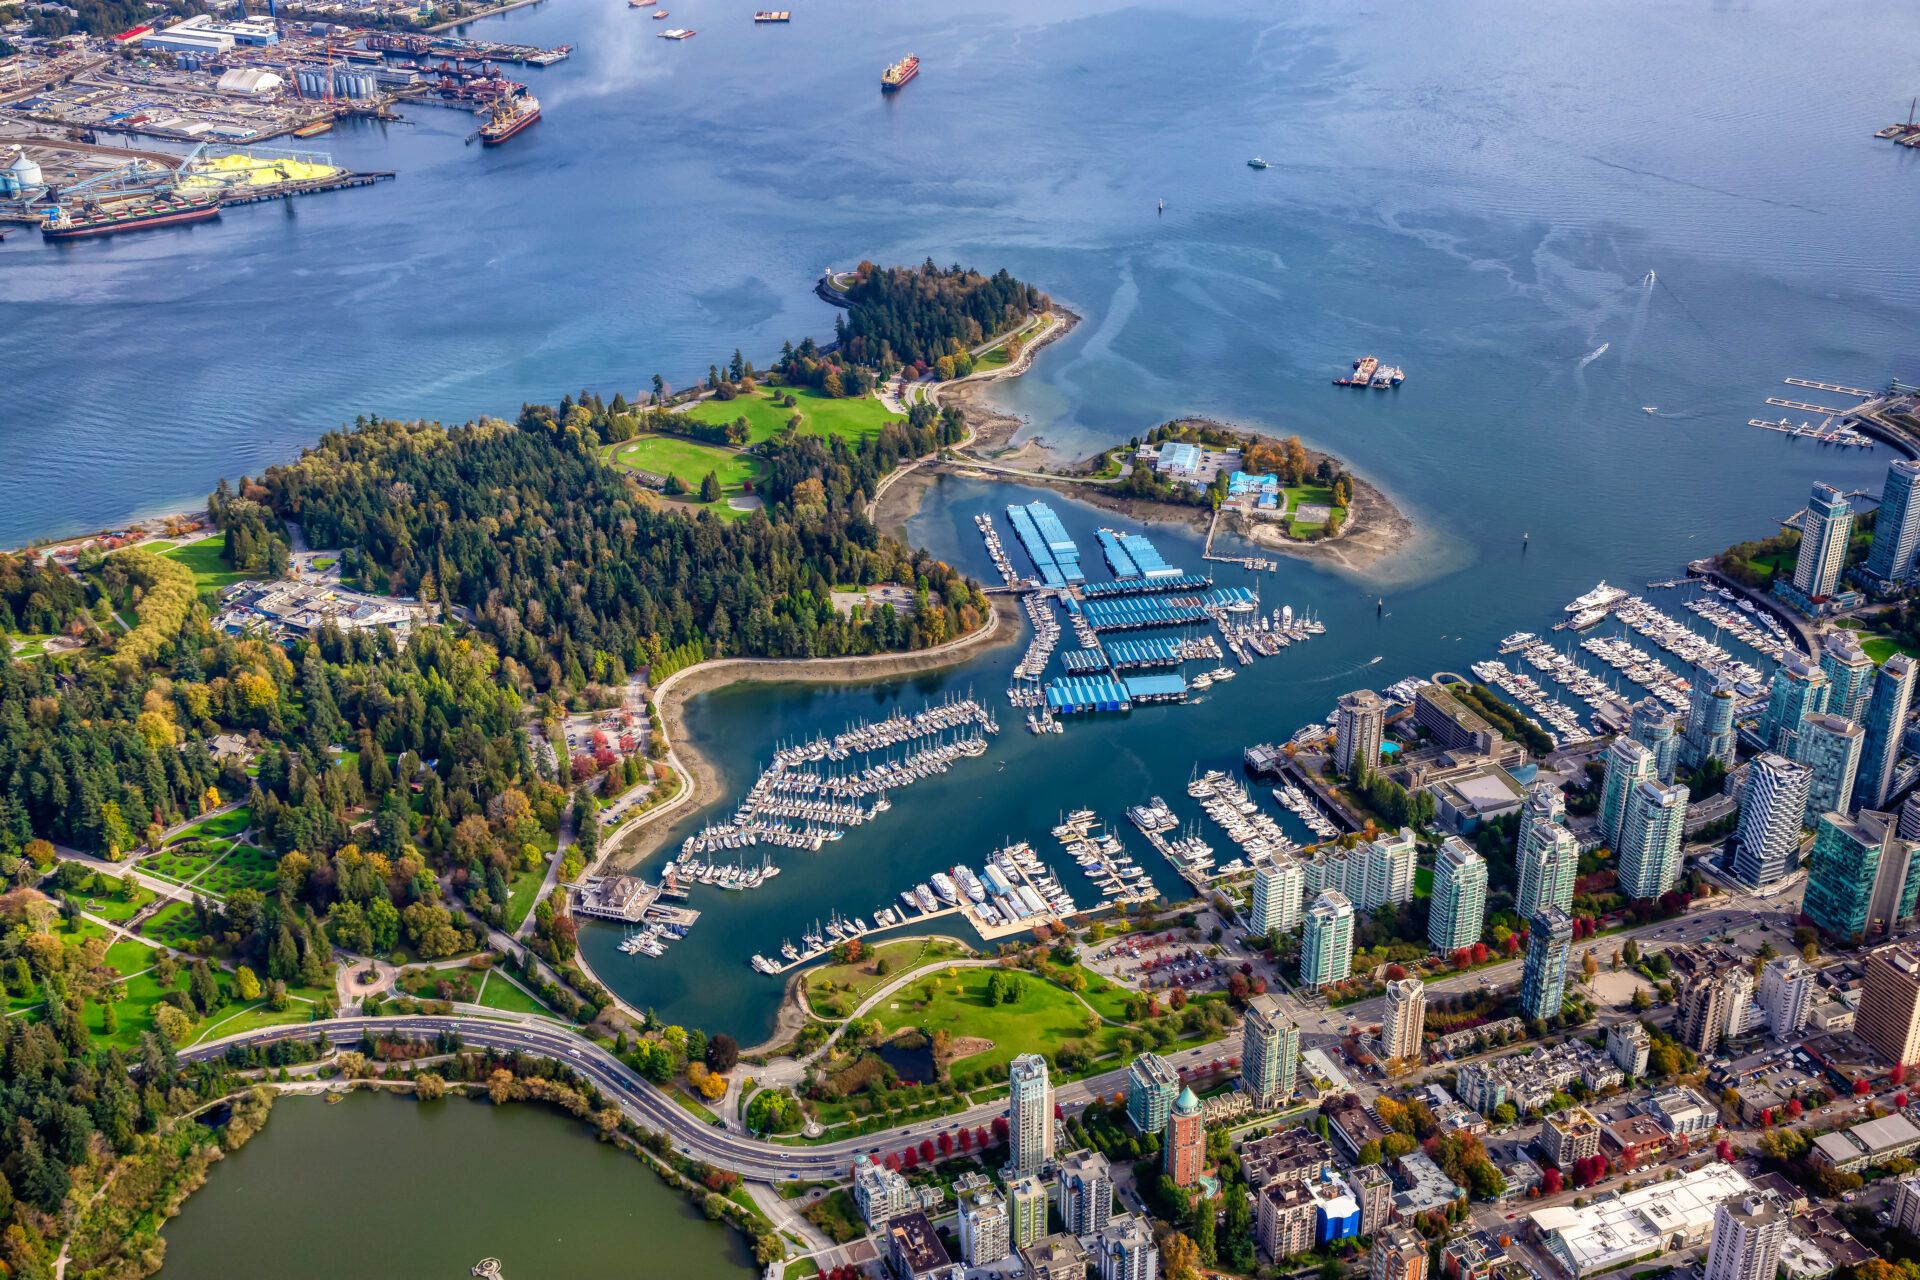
[42,192,221,240]
[479,90,540,144]
[882,53,919,90]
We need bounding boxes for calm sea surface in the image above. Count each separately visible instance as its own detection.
[6,0,1920,1038]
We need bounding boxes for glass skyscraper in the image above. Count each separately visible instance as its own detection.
[1629,697,1680,784]
[1681,667,1739,770]
[1793,482,1853,599]
[1618,778,1689,900]
[1866,459,1920,586]
[1821,632,1876,725]
[1794,711,1864,825]
[1760,652,1830,755]
[1428,837,1487,955]
[1518,907,1573,1021]
[1597,736,1656,851]
[1860,654,1918,812]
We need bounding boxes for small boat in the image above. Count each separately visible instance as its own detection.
[1642,406,1657,414]
[1247,157,1269,169]
[652,8,669,14]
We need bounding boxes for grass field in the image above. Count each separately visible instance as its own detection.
[1282,484,1335,535]
[161,536,252,591]
[475,969,554,1017]
[1855,635,1920,665]
[168,807,252,843]
[83,884,155,921]
[5,634,53,658]
[604,436,764,496]
[683,386,898,445]
[142,899,209,950]
[505,862,548,933]
[869,968,1102,1077]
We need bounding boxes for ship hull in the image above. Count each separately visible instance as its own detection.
[43,201,220,240]
[481,107,540,144]
[882,62,918,90]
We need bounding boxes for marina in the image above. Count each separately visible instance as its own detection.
[1051,810,1160,906]
[750,840,1082,972]
[1188,768,1295,864]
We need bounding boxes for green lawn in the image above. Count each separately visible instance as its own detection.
[161,536,252,591]
[168,808,252,843]
[311,557,336,571]
[84,884,155,921]
[187,844,279,898]
[603,436,765,497]
[5,634,53,658]
[1863,636,1920,666]
[474,969,554,1017]
[142,899,209,950]
[1283,484,1335,534]
[683,385,898,446]
[869,968,1104,1077]
[505,862,548,933]
[189,998,317,1045]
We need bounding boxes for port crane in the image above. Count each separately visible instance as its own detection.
[36,158,178,214]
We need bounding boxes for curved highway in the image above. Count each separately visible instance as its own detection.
[182,1014,1240,1183]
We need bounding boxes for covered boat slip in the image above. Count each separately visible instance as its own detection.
[1079,571,1214,598]
[1043,672,1188,713]
[1103,636,1185,669]
[1005,505,1067,587]
[1059,648,1109,673]
[1095,529,1139,579]
[1081,596,1210,631]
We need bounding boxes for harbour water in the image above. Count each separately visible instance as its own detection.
[5,0,1919,1035]
[156,1091,760,1278]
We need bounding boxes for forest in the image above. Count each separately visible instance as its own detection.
[825,261,1048,372]
[251,415,990,680]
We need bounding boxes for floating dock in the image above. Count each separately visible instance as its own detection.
[1122,673,1188,704]
[1059,648,1108,672]
[1045,674,1132,713]
[1096,529,1139,579]
[1104,636,1186,669]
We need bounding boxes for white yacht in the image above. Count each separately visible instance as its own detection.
[1565,581,1628,613]
[1500,631,1536,650]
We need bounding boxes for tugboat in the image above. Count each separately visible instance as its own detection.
[882,53,919,90]
[478,90,540,144]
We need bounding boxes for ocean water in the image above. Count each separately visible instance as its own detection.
[7,0,1920,1039]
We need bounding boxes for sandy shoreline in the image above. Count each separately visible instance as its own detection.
[601,594,1025,874]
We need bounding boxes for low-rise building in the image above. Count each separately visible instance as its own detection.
[1243,1127,1335,1190]
[1600,1114,1672,1165]
[1642,1085,1716,1138]
[1391,1151,1465,1220]
[1455,1042,1617,1116]
[853,1152,915,1227]
[1809,1001,1856,1033]
[1441,1232,1511,1280]
[885,1211,954,1280]
[1810,1113,1920,1172]
[1323,1094,1390,1162]
[1529,1164,1754,1277]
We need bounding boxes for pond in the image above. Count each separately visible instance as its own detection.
[159,1091,763,1280]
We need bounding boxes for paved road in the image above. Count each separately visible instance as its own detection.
[181,1012,1240,1183]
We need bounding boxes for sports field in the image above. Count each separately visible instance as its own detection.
[161,536,252,590]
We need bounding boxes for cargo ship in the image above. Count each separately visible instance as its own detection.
[882,53,919,91]
[478,91,540,144]
[41,192,220,240]
[1333,355,1378,387]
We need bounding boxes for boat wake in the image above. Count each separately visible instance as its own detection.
[1576,341,1610,369]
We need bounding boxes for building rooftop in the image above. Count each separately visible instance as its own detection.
[886,1211,951,1277]
[1530,1164,1752,1277]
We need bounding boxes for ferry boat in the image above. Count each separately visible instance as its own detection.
[478,91,540,144]
[881,53,919,90]
[42,193,220,240]
[1565,581,1628,613]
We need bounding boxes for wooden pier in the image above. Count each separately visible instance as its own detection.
[1201,509,1278,572]
[1784,377,1874,399]
[1765,397,1854,416]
